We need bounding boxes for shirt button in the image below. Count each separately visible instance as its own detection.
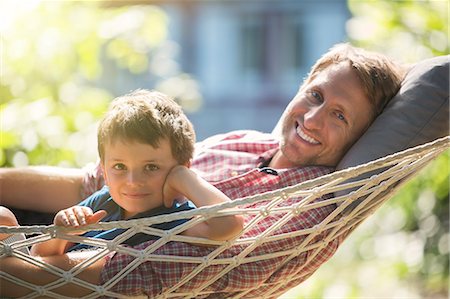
[231,171,239,177]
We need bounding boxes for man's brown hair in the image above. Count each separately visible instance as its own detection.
[305,43,406,118]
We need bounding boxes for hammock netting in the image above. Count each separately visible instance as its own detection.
[1,136,449,299]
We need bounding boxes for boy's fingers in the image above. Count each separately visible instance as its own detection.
[87,210,107,224]
[65,209,79,226]
[56,213,70,226]
[74,208,88,225]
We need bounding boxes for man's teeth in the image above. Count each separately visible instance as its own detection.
[296,127,319,144]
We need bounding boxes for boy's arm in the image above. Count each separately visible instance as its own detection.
[31,207,107,256]
[163,166,244,241]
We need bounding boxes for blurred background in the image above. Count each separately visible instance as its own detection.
[0,0,448,298]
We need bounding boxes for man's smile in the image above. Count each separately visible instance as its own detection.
[295,122,320,145]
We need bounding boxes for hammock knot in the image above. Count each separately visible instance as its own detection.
[291,206,302,215]
[48,227,58,239]
[311,188,322,198]
[163,230,172,241]
[36,286,46,296]
[281,192,289,200]
[138,251,146,261]
[62,272,73,282]
[231,256,240,267]
[379,181,388,191]
[342,192,359,206]
[259,208,270,217]
[369,174,380,182]
[313,223,324,233]
[95,286,106,296]
[2,244,12,256]
[201,256,210,267]
[107,242,116,251]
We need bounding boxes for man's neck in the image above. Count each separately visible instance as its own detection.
[268,150,295,169]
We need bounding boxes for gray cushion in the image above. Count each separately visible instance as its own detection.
[337,55,449,171]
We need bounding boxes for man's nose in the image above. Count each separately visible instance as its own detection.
[303,106,324,130]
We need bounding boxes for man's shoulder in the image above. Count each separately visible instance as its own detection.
[199,130,275,143]
[195,130,277,151]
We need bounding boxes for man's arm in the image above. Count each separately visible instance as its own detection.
[0,250,105,297]
[0,166,85,213]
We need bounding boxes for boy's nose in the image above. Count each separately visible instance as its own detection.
[127,170,144,185]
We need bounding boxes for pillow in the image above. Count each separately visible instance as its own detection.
[337,55,449,171]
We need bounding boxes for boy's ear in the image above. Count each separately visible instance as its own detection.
[100,163,109,185]
[185,160,191,168]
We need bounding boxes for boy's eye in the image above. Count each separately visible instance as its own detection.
[145,164,159,171]
[113,163,126,170]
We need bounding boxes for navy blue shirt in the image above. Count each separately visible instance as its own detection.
[68,186,195,251]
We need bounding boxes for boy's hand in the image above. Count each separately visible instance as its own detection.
[163,165,189,208]
[54,206,107,227]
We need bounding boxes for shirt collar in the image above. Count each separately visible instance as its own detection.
[257,147,279,168]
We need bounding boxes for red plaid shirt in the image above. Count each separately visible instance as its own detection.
[83,130,339,298]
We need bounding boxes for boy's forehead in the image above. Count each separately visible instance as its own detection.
[103,138,177,162]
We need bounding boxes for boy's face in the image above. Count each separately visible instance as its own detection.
[101,138,178,219]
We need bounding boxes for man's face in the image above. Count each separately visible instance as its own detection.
[274,62,374,168]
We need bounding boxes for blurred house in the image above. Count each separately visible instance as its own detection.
[107,0,350,140]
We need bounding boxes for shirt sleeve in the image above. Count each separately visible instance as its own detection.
[80,161,105,199]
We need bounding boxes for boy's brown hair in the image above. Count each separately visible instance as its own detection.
[97,89,195,165]
[305,43,406,119]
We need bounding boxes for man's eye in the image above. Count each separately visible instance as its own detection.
[336,112,346,122]
[145,164,159,171]
[113,163,126,170]
[310,91,322,102]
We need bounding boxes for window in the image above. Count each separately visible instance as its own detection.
[240,15,266,75]
[239,12,305,80]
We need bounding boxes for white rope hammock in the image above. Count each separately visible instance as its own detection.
[1,136,449,299]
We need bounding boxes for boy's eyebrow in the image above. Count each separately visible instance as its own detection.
[142,159,160,163]
[107,157,161,163]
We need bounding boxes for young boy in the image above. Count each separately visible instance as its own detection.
[0,89,244,256]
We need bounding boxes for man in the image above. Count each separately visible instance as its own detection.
[0,43,405,297]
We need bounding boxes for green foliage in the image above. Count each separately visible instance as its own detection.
[347,0,449,292]
[0,1,200,168]
[347,0,449,62]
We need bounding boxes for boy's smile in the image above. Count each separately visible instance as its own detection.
[101,138,179,219]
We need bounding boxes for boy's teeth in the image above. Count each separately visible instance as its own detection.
[296,126,319,144]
